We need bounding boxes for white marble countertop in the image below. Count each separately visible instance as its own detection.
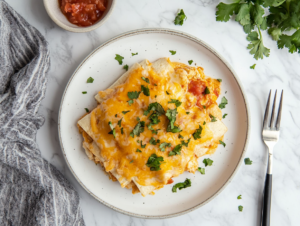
[7,0,300,225]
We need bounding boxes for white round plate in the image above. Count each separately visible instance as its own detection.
[58,28,250,219]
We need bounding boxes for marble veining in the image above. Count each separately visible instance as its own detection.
[6,0,300,225]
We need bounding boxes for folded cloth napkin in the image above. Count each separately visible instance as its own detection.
[0,1,85,225]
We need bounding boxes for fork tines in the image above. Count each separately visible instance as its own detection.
[263,90,283,131]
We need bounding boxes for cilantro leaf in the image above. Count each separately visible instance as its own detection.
[172,178,191,192]
[169,144,182,156]
[244,157,253,165]
[142,77,150,83]
[130,160,134,164]
[181,138,191,147]
[216,2,239,22]
[136,149,142,153]
[122,110,130,114]
[146,154,164,171]
[204,87,210,94]
[235,3,251,26]
[168,99,182,107]
[149,137,160,145]
[174,9,187,26]
[268,27,282,41]
[108,122,116,138]
[141,141,146,148]
[82,91,87,94]
[128,100,134,106]
[188,60,193,65]
[247,31,270,60]
[197,167,205,175]
[203,158,213,167]
[210,114,217,122]
[237,195,242,200]
[250,64,256,69]
[121,127,124,134]
[219,140,226,147]
[169,50,176,55]
[130,121,145,138]
[85,108,90,113]
[278,30,300,54]
[166,108,181,133]
[186,112,190,115]
[141,85,150,96]
[123,64,129,71]
[238,205,243,212]
[132,52,138,56]
[128,91,141,100]
[217,79,222,82]
[203,121,206,125]
[223,113,228,119]
[219,96,228,109]
[115,54,124,65]
[87,77,94,83]
[159,142,171,152]
[118,118,122,127]
[178,134,184,139]
[145,102,165,116]
[193,125,203,140]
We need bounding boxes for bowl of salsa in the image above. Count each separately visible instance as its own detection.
[44,0,115,32]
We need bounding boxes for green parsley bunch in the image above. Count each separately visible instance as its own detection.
[216,0,300,60]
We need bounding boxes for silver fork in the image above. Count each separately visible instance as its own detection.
[261,90,283,226]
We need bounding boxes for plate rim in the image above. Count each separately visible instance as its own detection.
[58,28,251,219]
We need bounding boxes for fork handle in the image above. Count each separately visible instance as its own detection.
[262,173,272,226]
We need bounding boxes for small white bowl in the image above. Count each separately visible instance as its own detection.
[43,0,115,33]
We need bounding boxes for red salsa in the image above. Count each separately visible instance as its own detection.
[188,79,206,107]
[59,0,107,27]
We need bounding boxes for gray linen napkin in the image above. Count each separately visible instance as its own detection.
[0,1,85,225]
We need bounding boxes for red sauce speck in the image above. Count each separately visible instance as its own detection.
[167,178,174,184]
[59,0,107,27]
[188,79,207,107]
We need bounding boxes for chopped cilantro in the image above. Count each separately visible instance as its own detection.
[237,195,242,200]
[132,52,138,56]
[244,158,252,165]
[166,108,181,133]
[155,95,157,98]
[238,205,243,212]
[219,97,228,109]
[108,122,116,138]
[87,77,94,83]
[203,158,213,167]
[193,125,203,140]
[115,54,124,65]
[85,108,89,113]
[174,9,187,26]
[203,121,206,125]
[219,140,226,147]
[166,91,170,95]
[130,160,134,164]
[250,64,256,69]
[217,79,222,82]
[118,118,122,127]
[210,114,217,122]
[172,178,191,193]
[197,167,205,175]
[186,112,190,114]
[146,154,164,171]
[123,64,129,71]
[136,149,142,153]
[115,114,117,117]
[142,77,150,83]
[159,142,171,152]
[223,113,228,119]
[181,138,191,147]
[188,60,193,65]
[169,50,176,55]
[169,144,182,156]
[204,87,210,94]
[82,91,87,94]
[203,105,206,109]
[149,137,160,145]
[122,110,130,115]
[141,85,150,96]
[130,121,145,138]
[121,127,124,134]
[128,100,134,106]
[178,134,184,139]
[141,141,146,148]
[168,99,182,107]
[144,102,165,116]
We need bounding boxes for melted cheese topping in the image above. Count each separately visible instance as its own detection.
[90,61,221,188]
